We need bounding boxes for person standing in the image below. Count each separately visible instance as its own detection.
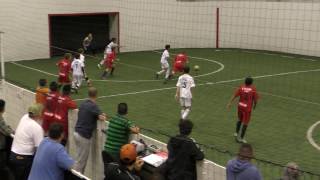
[156,44,171,83]
[35,79,49,106]
[82,33,94,54]
[53,85,77,144]
[165,120,204,180]
[28,123,75,180]
[0,99,14,179]
[226,143,262,180]
[227,77,259,143]
[74,87,106,173]
[98,38,118,69]
[10,104,44,180]
[175,66,195,120]
[42,81,60,135]
[56,53,72,88]
[102,103,140,164]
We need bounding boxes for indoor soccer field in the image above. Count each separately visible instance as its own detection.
[5,48,320,176]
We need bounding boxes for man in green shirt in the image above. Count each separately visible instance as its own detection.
[102,103,140,165]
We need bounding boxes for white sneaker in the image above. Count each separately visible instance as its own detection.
[233,133,238,137]
[241,138,247,143]
[97,64,101,69]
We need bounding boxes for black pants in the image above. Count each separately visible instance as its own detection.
[9,152,34,180]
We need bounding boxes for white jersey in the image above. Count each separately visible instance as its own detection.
[105,41,118,54]
[80,54,85,66]
[71,58,84,75]
[160,50,170,64]
[176,74,195,98]
[11,114,43,155]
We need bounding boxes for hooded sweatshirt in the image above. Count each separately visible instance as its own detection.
[226,158,263,180]
[165,134,204,180]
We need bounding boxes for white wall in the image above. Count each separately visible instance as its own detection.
[1,0,320,61]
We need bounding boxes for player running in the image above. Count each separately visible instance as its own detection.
[98,38,118,69]
[227,77,259,143]
[78,48,92,86]
[172,52,188,76]
[175,66,195,120]
[71,53,85,93]
[56,53,72,88]
[156,44,171,84]
[101,47,117,79]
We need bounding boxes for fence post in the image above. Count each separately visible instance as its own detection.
[0,31,4,80]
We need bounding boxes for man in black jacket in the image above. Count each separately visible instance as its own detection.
[165,119,204,180]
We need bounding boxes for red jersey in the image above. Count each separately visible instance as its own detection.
[53,95,77,138]
[42,91,60,132]
[57,59,71,77]
[235,85,258,112]
[174,53,187,65]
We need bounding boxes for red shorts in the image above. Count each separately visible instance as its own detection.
[238,109,251,125]
[105,61,113,69]
[173,64,184,73]
[58,75,70,84]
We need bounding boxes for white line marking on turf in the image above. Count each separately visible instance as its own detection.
[301,58,317,62]
[10,62,58,77]
[10,53,225,83]
[242,50,318,62]
[74,68,320,103]
[281,55,294,59]
[307,121,320,151]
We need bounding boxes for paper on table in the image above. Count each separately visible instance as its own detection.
[142,152,168,167]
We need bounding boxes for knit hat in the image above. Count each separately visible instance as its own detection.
[120,144,137,164]
[28,103,43,116]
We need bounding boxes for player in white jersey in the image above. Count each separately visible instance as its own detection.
[156,44,171,83]
[71,53,85,93]
[78,48,91,86]
[175,66,195,120]
[98,38,118,69]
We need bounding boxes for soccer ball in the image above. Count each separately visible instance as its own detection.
[194,65,200,71]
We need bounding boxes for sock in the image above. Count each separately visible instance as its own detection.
[110,67,115,75]
[165,68,170,79]
[236,121,242,134]
[182,108,190,120]
[157,70,165,75]
[240,125,248,139]
[181,109,185,119]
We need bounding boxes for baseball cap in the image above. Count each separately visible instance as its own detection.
[28,103,43,116]
[120,144,137,164]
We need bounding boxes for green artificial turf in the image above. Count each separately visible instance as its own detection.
[4,48,320,178]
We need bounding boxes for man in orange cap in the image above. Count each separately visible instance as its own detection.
[104,144,144,180]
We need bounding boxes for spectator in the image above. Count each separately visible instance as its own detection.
[104,144,144,180]
[28,123,75,180]
[281,162,300,180]
[226,143,262,180]
[53,85,77,145]
[10,103,44,180]
[164,119,204,180]
[42,81,60,135]
[103,103,140,165]
[74,87,106,173]
[35,78,49,105]
[0,99,14,179]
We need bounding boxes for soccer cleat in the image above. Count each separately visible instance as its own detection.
[241,139,247,143]
[233,133,238,137]
[155,73,159,79]
[97,63,101,69]
[236,137,247,143]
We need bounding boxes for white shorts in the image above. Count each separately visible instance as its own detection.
[161,62,169,69]
[180,97,192,107]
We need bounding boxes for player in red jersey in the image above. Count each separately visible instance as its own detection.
[172,52,188,76]
[56,53,72,88]
[42,81,60,134]
[227,77,259,143]
[101,47,117,79]
[52,85,77,145]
